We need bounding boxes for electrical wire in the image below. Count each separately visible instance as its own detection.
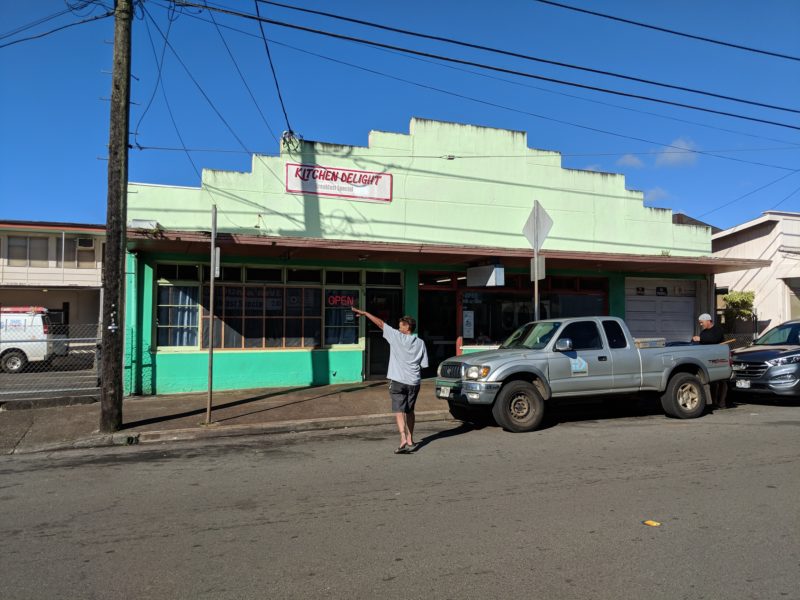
[156,0,800,147]
[0,7,74,40]
[253,0,293,135]
[699,170,800,217]
[141,13,201,179]
[141,3,286,193]
[768,183,800,211]
[261,37,798,172]
[257,0,800,115]
[0,10,113,50]
[534,0,800,63]
[173,1,800,132]
[134,4,178,146]
[204,1,279,144]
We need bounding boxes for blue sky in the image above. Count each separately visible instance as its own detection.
[1,0,799,230]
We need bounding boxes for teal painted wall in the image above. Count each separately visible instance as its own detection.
[153,350,363,394]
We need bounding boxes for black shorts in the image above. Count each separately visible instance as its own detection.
[389,380,420,414]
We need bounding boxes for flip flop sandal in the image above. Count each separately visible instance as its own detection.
[394,445,409,454]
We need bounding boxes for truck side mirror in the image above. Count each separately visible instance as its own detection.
[555,338,572,352]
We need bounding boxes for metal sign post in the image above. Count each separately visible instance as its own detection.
[205,205,217,426]
[522,201,553,321]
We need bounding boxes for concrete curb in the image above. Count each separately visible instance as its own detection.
[11,410,455,455]
[0,394,99,411]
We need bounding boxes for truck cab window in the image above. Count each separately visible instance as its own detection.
[558,321,603,350]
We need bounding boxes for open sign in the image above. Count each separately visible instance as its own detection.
[327,294,356,307]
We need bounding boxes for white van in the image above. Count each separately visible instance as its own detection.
[0,307,61,373]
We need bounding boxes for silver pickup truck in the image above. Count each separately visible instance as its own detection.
[435,316,731,432]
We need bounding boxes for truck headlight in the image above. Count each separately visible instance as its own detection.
[766,355,800,366]
[465,365,491,380]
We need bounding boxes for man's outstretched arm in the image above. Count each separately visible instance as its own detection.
[352,307,384,330]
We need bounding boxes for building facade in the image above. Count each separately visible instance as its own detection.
[0,220,105,325]
[124,118,765,395]
[713,211,800,333]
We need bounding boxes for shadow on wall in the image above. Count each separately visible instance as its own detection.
[310,349,330,386]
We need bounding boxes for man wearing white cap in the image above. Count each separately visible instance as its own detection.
[692,313,724,344]
[692,313,729,408]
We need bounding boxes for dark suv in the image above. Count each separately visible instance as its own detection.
[729,320,800,397]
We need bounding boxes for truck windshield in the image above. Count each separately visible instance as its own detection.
[500,322,561,350]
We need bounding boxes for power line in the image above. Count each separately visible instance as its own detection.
[769,183,800,211]
[0,10,113,50]
[261,36,797,172]
[158,0,800,147]
[141,3,286,190]
[174,1,800,132]
[141,13,201,179]
[134,5,177,146]
[205,1,279,144]
[0,7,73,40]
[253,0,293,135]
[534,0,800,63]
[699,170,800,218]
[258,0,800,116]
[134,144,799,159]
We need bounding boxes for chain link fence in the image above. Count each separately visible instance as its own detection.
[0,323,101,403]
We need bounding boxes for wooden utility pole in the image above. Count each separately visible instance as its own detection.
[100,0,133,433]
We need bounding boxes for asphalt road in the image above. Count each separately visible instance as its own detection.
[1,399,798,600]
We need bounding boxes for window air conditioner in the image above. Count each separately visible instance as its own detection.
[77,238,95,249]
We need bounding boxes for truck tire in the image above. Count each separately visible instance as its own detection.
[492,380,545,432]
[448,401,491,426]
[660,372,707,419]
[1,350,28,374]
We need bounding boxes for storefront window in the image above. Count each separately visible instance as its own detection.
[325,289,359,344]
[200,285,322,349]
[156,285,199,347]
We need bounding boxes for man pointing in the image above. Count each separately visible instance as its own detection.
[352,306,428,454]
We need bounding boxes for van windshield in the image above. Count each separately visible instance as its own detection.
[500,322,561,350]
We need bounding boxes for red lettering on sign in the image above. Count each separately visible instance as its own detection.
[327,295,355,306]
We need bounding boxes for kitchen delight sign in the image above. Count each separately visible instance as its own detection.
[286,163,392,203]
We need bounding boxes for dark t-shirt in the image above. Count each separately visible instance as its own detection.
[699,324,724,344]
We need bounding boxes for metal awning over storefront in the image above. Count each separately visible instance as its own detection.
[127,230,770,275]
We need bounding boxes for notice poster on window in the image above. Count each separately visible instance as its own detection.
[463,310,475,339]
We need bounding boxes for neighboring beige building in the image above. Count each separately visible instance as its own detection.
[713,211,800,333]
[0,220,105,325]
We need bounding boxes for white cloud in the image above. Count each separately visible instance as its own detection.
[616,154,644,168]
[645,187,670,204]
[584,164,601,171]
[656,138,698,167]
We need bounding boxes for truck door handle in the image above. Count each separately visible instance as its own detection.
[598,356,608,361]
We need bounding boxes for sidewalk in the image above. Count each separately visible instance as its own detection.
[0,380,452,455]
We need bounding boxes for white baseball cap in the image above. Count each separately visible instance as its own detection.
[698,313,712,321]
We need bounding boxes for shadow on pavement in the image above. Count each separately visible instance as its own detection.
[413,422,477,452]
[122,386,319,429]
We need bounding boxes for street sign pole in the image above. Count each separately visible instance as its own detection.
[523,200,553,323]
[205,204,217,426]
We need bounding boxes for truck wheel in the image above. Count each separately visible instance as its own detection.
[492,380,545,432]
[1,350,28,374]
[448,401,491,426]
[661,373,707,419]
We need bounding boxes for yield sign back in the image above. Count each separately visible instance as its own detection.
[522,200,553,251]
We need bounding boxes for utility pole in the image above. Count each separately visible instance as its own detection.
[100,0,133,433]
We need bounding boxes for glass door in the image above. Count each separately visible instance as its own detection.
[365,288,403,378]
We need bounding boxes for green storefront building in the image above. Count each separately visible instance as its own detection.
[124,118,761,395]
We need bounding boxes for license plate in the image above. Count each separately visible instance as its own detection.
[735,379,751,389]
[437,386,451,398]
